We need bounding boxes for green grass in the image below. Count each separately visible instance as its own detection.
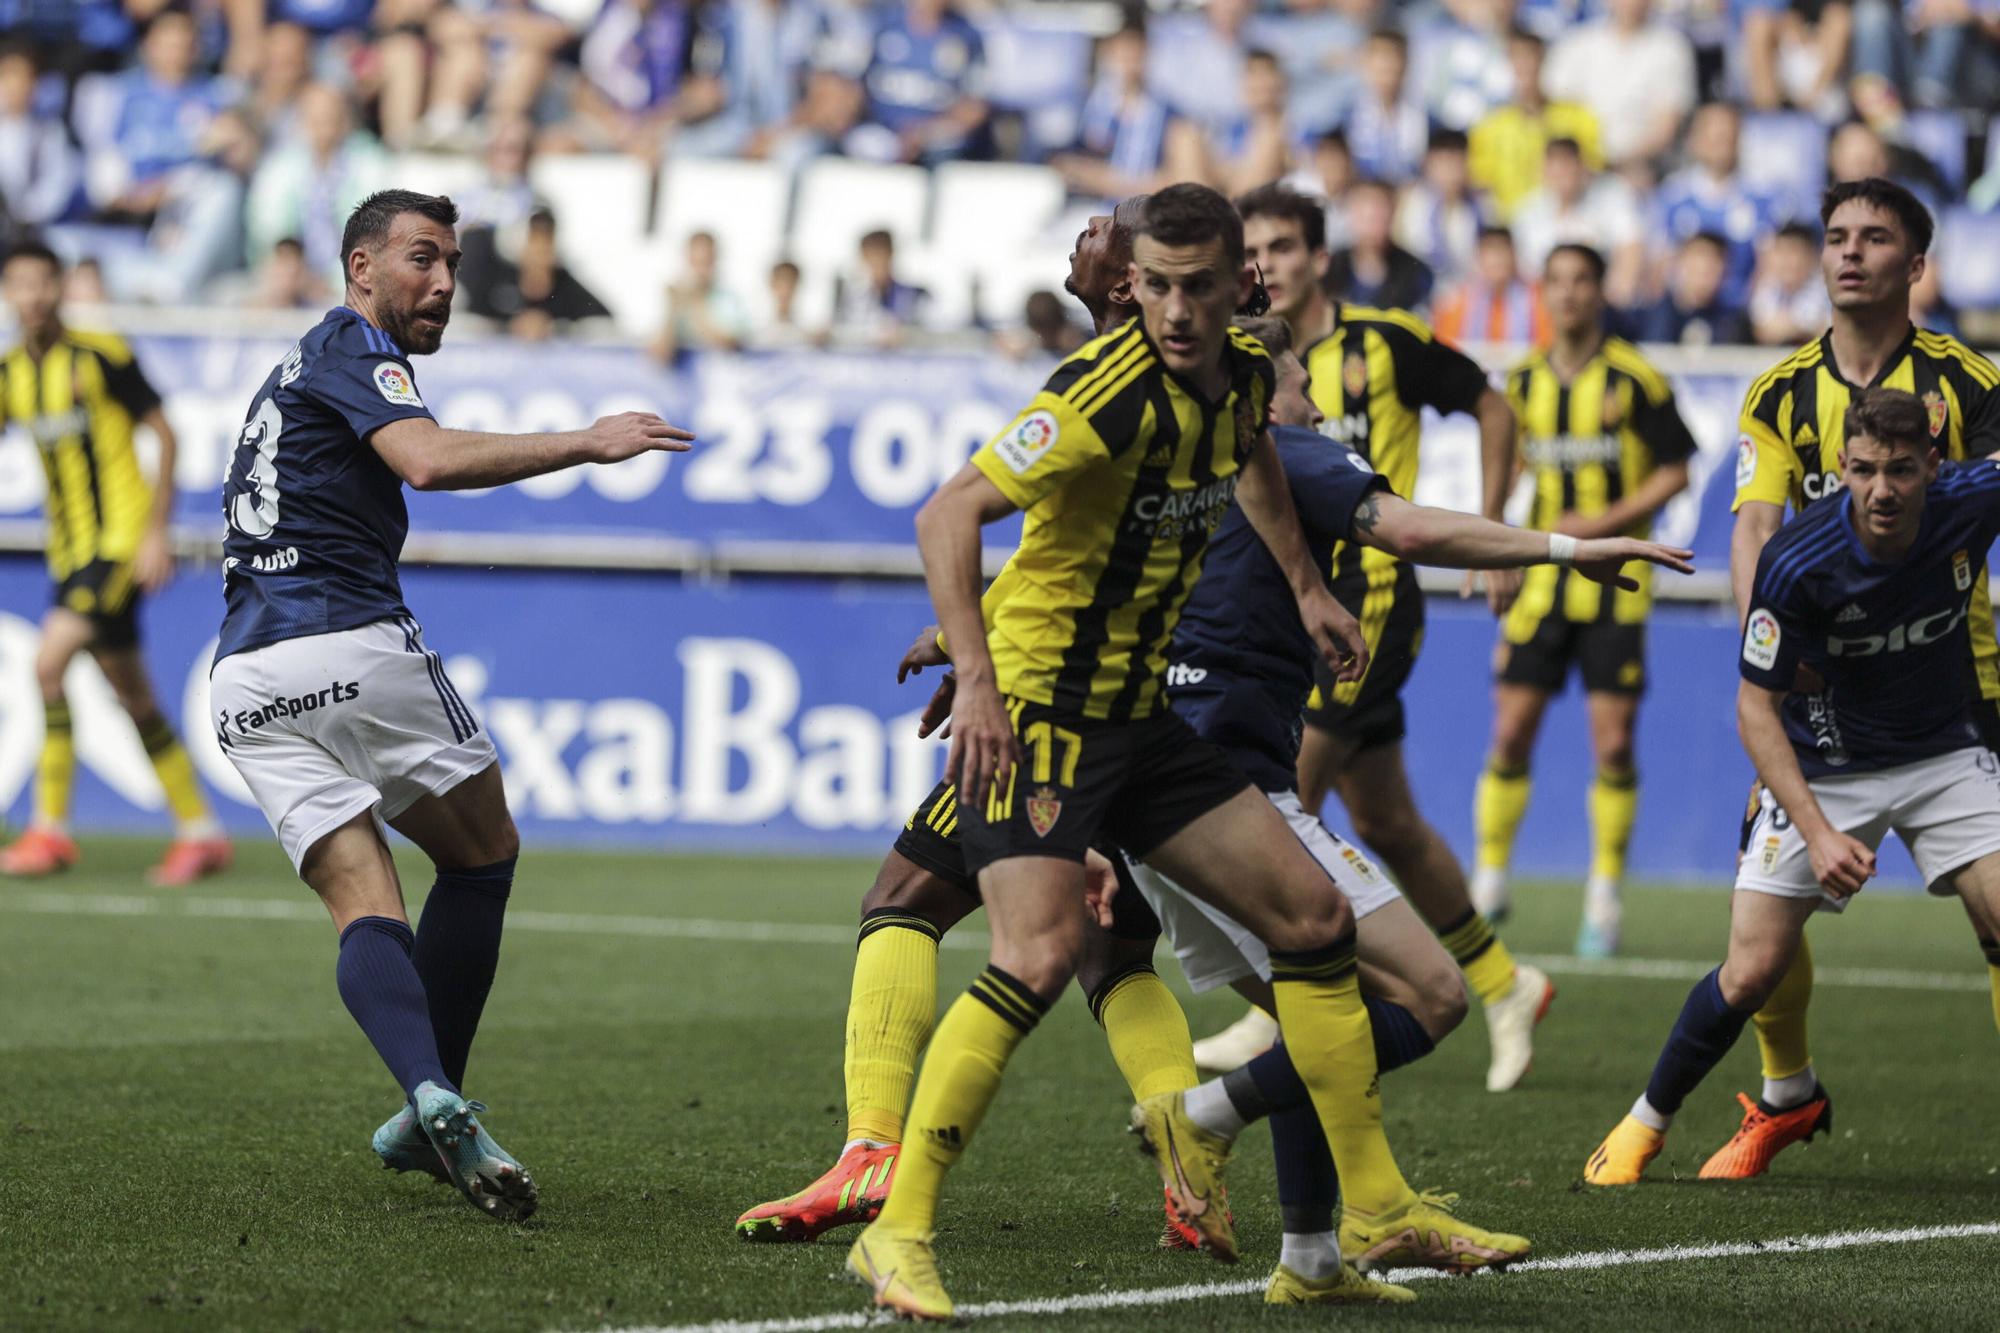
[4,838,1999,1331]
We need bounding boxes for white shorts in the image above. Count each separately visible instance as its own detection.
[210,617,497,871]
[1736,746,2000,912]
[1127,789,1403,993]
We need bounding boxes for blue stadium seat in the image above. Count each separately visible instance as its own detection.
[1936,207,2000,309]
[1740,113,1827,204]
[1904,110,1968,192]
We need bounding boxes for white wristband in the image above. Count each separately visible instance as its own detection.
[1548,533,1578,566]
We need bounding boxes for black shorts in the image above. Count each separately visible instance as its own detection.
[892,777,1164,940]
[1498,614,1646,696]
[52,557,141,650]
[1302,566,1425,751]
[960,698,1252,880]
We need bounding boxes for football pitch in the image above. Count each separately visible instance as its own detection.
[5,839,1999,1331]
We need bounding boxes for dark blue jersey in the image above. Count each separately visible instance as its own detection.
[1741,458,2000,776]
[1168,425,1390,791]
[216,307,435,662]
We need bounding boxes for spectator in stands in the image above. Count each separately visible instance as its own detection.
[245,235,329,310]
[557,0,709,158]
[245,82,387,291]
[467,205,610,342]
[996,289,1088,360]
[1345,28,1428,183]
[64,255,106,305]
[1413,0,1515,131]
[100,103,260,304]
[1434,224,1553,344]
[85,9,232,219]
[850,0,991,166]
[759,258,813,349]
[1283,128,1357,250]
[1742,0,1854,113]
[0,41,78,236]
[0,1,135,80]
[1325,177,1434,309]
[652,228,751,361]
[1852,0,2000,112]
[1469,27,1603,220]
[1247,0,1371,137]
[1826,116,1946,208]
[1629,230,1752,343]
[833,228,929,346]
[747,64,866,174]
[677,0,831,159]
[381,0,579,151]
[1396,128,1485,283]
[1055,21,1169,201]
[1163,48,1298,197]
[1654,102,1790,306]
[1147,0,1253,131]
[457,112,540,234]
[242,19,312,147]
[1511,136,1645,306]
[1749,219,1833,344]
[1543,0,1697,165]
[1910,249,1961,335]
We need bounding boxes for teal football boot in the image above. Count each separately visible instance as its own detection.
[412,1081,539,1221]
[372,1104,450,1181]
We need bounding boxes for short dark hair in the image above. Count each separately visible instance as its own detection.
[1545,136,1583,161]
[1775,220,1820,246]
[1820,176,1934,255]
[1547,242,1607,283]
[1367,27,1408,53]
[1507,25,1546,50]
[1477,223,1515,245]
[772,258,799,280]
[272,236,305,257]
[1428,127,1469,155]
[1234,314,1291,359]
[1844,387,1932,453]
[0,37,38,69]
[1684,230,1730,255]
[1,238,61,275]
[1235,182,1326,254]
[340,190,459,281]
[860,228,894,252]
[1244,46,1281,70]
[1110,192,1152,257]
[1138,183,1244,267]
[1348,176,1396,202]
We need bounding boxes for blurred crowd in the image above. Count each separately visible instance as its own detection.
[2,0,1997,347]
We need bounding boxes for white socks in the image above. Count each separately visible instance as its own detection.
[1181,1079,1246,1140]
[1470,865,1510,918]
[840,1137,894,1157]
[1762,1065,1818,1110]
[1280,1231,1344,1280]
[1584,875,1621,930]
[1629,1094,1671,1132]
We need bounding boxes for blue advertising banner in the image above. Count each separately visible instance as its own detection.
[0,557,1930,887]
[0,331,1768,561]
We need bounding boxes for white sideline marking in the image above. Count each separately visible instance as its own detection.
[0,892,1988,994]
[571,1222,2000,1333]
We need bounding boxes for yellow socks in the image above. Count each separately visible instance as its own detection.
[1438,909,1519,1007]
[1474,762,1531,876]
[1089,962,1197,1102]
[1980,937,2000,1035]
[1588,768,1639,886]
[138,713,211,828]
[844,910,941,1145]
[35,698,74,828]
[1753,935,1815,1084]
[1268,934,1411,1217]
[875,965,1047,1233]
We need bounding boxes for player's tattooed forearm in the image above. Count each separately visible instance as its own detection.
[1353,494,1381,533]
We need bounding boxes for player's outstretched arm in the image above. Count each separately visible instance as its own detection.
[1737,680,1874,897]
[1237,431,1369,682]
[369,412,694,492]
[1730,501,1783,627]
[1467,385,1524,615]
[914,464,1020,802]
[1355,492,1695,590]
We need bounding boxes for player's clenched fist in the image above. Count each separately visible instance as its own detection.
[587,411,695,462]
[1805,827,1875,898]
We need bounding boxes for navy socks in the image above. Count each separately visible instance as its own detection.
[1643,968,1755,1117]
[411,857,516,1089]
[336,916,451,1098]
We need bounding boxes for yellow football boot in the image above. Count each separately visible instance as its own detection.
[1341,1190,1531,1273]
[846,1224,953,1322]
[1129,1091,1237,1263]
[1584,1113,1666,1186]
[1266,1262,1416,1305]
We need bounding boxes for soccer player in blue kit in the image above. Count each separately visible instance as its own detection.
[1586,387,2000,1184]
[209,191,695,1220]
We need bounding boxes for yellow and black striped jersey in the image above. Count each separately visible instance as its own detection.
[1302,305,1490,592]
[971,318,1276,721]
[1734,324,2000,694]
[1505,337,1696,625]
[1,329,161,579]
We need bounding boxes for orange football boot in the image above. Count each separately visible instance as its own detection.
[0,827,79,877]
[149,836,234,888]
[1699,1089,1833,1180]
[735,1143,899,1241]
[1159,1184,1236,1250]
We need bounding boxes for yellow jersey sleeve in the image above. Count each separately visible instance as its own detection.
[971,391,1113,511]
[1732,397,1797,511]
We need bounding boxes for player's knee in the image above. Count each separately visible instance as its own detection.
[1488,731,1535,771]
[1718,949,1786,1010]
[1260,885,1355,956]
[992,918,1084,1002]
[1595,743,1636,777]
[1417,967,1471,1038]
[1075,929,1155,995]
[861,857,970,932]
[33,656,67,701]
[480,814,521,866]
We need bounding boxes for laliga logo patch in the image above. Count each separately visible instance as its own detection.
[995,410,1058,475]
[1026,785,1063,837]
[1735,434,1756,490]
[1955,548,1973,591]
[373,362,423,408]
[1743,608,1781,670]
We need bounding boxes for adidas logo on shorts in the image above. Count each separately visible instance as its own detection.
[1836,604,1867,624]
